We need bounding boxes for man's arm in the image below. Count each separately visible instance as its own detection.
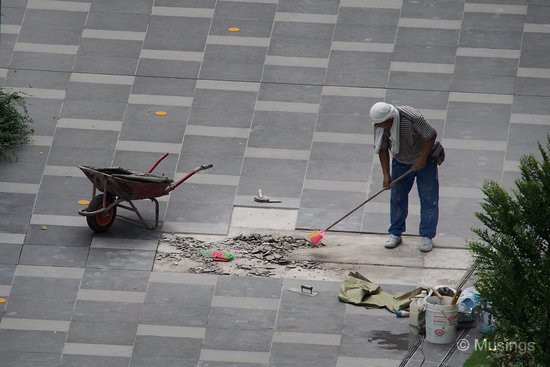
[412,131,437,171]
[379,149,391,188]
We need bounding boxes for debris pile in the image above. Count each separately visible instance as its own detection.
[157,233,324,277]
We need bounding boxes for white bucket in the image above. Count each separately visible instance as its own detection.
[424,296,458,344]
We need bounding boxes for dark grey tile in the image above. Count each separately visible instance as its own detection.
[35,176,97,216]
[278,0,340,14]
[61,100,127,121]
[320,95,376,115]
[392,44,457,64]
[47,128,118,167]
[61,355,129,367]
[388,71,453,91]
[74,300,142,322]
[203,44,267,64]
[0,35,16,68]
[74,55,138,75]
[194,88,257,109]
[438,215,482,238]
[387,90,449,110]
[267,37,332,58]
[526,4,550,24]
[248,112,316,150]
[144,17,210,52]
[22,9,87,29]
[0,244,21,265]
[316,113,371,134]
[90,0,154,14]
[259,83,322,103]
[242,157,309,179]
[24,225,92,247]
[165,201,234,223]
[208,307,277,330]
[269,343,339,367]
[506,123,550,161]
[86,12,149,32]
[11,276,80,299]
[2,352,61,367]
[77,39,143,58]
[199,60,264,83]
[0,193,35,234]
[445,102,511,140]
[512,95,550,115]
[306,160,371,182]
[4,295,76,320]
[136,59,201,79]
[82,268,150,291]
[215,276,283,298]
[0,264,16,284]
[439,149,504,187]
[132,76,196,97]
[333,24,398,43]
[297,208,363,232]
[187,106,255,128]
[140,303,210,327]
[516,77,550,96]
[463,12,524,32]
[132,335,203,359]
[145,282,214,305]
[210,18,273,38]
[396,28,459,47]
[338,7,400,26]
[213,1,276,21]
[67,321,138,345]
[130,357,193,367]
[459,30,523,50]
[19,245,88,267]
[401,0,464,19]
[22,99,63,136]
[301,190,367,210]
[177,153,244,176]
[455,56,518,76]
[120,106,189,144]
[1,6,26,25]
[237,175,304,198]
[326,51,391,87]
[181,135,246,159]
[0,151,47,184]
[86,249,155,271]
[340,313,410,359]
[310,141,372,163]
[4,69,70,90]
[204,328,273,352]
[0,330,66,354]
[452,74,516,94]
[10,52,76,72]
[18,25,82,45]
[272,22,335,40]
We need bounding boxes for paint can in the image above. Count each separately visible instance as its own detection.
[424,296,458,344]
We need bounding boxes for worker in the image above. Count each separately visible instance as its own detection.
[370,102,438,252]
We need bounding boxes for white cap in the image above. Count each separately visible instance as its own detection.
[370,102,394,125]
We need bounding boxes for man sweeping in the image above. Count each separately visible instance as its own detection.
[370,102,438,252]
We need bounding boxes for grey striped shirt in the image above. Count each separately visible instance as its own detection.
[379,106,436,164]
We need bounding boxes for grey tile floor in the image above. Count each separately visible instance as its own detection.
[1,0,549,365]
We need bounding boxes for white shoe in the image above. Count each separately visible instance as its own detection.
[385,235,402,249]
[419,237,433,252]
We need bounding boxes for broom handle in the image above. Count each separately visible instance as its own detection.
[324,168,414,232]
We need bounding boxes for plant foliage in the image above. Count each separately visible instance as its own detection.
[469,135,550,366]
[0,89,33,160]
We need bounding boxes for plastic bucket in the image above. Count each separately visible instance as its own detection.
[424,296,458,344]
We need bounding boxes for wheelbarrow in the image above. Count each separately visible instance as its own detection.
[78,153,212,232]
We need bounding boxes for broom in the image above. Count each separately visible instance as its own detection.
[307,168,414,244]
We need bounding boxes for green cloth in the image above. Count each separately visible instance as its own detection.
[338,271,426,313]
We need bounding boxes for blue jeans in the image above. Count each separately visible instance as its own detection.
[389,158,439,239]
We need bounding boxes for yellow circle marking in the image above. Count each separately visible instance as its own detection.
[78,200,90,205]
[228,27,240,32]
[0,298,7,303]
[155,111,168,116]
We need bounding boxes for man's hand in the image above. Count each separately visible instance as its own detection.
[383,174,392,189]
[412,156,427,171]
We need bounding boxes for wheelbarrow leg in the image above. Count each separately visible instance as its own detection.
[126,198,160,230]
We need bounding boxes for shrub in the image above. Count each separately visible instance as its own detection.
[469,135,550,366]
[0,89,33,161]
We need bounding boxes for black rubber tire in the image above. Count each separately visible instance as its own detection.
[86,194,117,232]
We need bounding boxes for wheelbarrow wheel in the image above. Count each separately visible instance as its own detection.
[86,194,117,232]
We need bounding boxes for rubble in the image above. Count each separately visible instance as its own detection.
[156,233,325,277]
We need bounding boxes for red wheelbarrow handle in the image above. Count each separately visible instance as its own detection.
[165,164,213,193]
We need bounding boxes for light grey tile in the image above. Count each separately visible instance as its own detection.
[137,324,205,339]
[27,0,90,12]
[341,0,402,9]
[274,12,337,24]
[63,343,133,358]
[82,29,146,41]
[272,331,341,346]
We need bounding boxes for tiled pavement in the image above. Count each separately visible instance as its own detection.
[0,0,549,365]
